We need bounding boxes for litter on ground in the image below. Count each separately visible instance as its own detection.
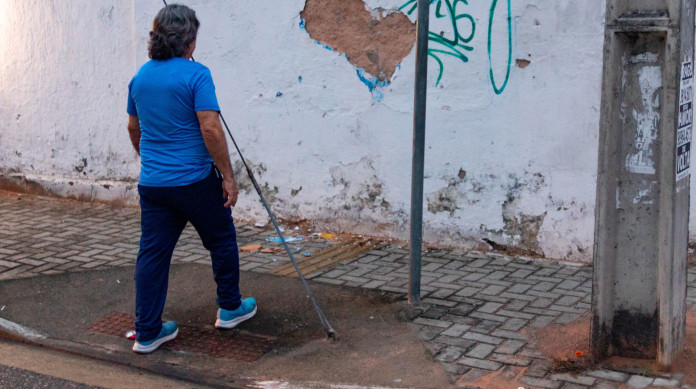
[240,244,262,252]
[266,237,302,243]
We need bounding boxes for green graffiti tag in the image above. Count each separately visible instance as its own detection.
[400,0,512,94]
[400,0,475,86]
[488,0,512,94]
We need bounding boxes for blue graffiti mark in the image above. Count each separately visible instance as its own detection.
[298,75,303,83]
[299,17,306,31]
[276,92,283,98]
[315,40,335,52]
[356,68,389,103]
[356,68,388,92]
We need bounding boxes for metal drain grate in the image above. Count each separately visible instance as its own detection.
[87,312,275,362]
[87,312,134,337]
[270,238,377,277]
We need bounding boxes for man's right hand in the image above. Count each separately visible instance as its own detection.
[197,110,238,208]
[222,177,238,208]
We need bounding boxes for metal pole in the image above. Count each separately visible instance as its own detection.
[409,0,430,306]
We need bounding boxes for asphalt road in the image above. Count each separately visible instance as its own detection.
[0,340,210,389]
[0,364,103,389]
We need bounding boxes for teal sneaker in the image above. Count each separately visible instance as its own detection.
[215,298,257,329]
[132,321,178,354]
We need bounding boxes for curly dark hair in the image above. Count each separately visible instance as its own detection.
[148,4,200,60]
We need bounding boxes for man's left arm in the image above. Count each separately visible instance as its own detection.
[127,115,141,155]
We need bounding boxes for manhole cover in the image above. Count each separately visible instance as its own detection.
[87,312,275,362]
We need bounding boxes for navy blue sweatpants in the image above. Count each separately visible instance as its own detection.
[135,169,242,342]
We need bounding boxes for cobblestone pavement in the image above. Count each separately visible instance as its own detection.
[1,192,695,388]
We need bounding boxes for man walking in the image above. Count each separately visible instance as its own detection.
[126,4,256,354]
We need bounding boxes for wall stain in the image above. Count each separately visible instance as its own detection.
[494,172,547,253]
[99,6,115,26]
[428,170,549,254]
[329,158,390,216]
[232,160,278,203]
[259,183,280,204]
[427,168,478,215]
[501,196,547,253]
[427,182,460,216]
[74,157,88,175]
[610,309,658,358]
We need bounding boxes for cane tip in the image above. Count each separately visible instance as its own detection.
[326,329,339,341]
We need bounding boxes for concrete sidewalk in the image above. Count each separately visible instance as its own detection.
[0,191,695,388]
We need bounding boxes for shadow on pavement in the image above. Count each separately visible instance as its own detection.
[0,264,452,388]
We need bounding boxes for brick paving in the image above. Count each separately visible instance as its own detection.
[1,192,696,388]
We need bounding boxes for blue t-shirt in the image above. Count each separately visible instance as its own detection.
[127,57,220,187]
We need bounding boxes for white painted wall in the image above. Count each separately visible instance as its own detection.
[0,0,686,262]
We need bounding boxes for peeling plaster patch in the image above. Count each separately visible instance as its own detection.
[300,0,416,83]
[426,169,475,216]
[502,173,547,252]
[516,59,531,68]
[483,172,548,254]
[616,187,621,209]
[501,197,547,253]
[427,182,460,216]
[424,170,553,256]
[632,187,654,204]
[544,195,594,260]
[427,171,496,216]
[630,52,658,64]
[329,158,390,217]
[458,169,467,179]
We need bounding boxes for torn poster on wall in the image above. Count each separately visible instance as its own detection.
[677,60,693,181]
[625,63,661,175]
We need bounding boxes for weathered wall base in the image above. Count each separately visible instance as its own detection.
[0,173,138,206]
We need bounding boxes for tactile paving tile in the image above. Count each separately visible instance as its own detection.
[271,238,377,277]
[87,312,275,362]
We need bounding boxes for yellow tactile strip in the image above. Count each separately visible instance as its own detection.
[270,239,377,278]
